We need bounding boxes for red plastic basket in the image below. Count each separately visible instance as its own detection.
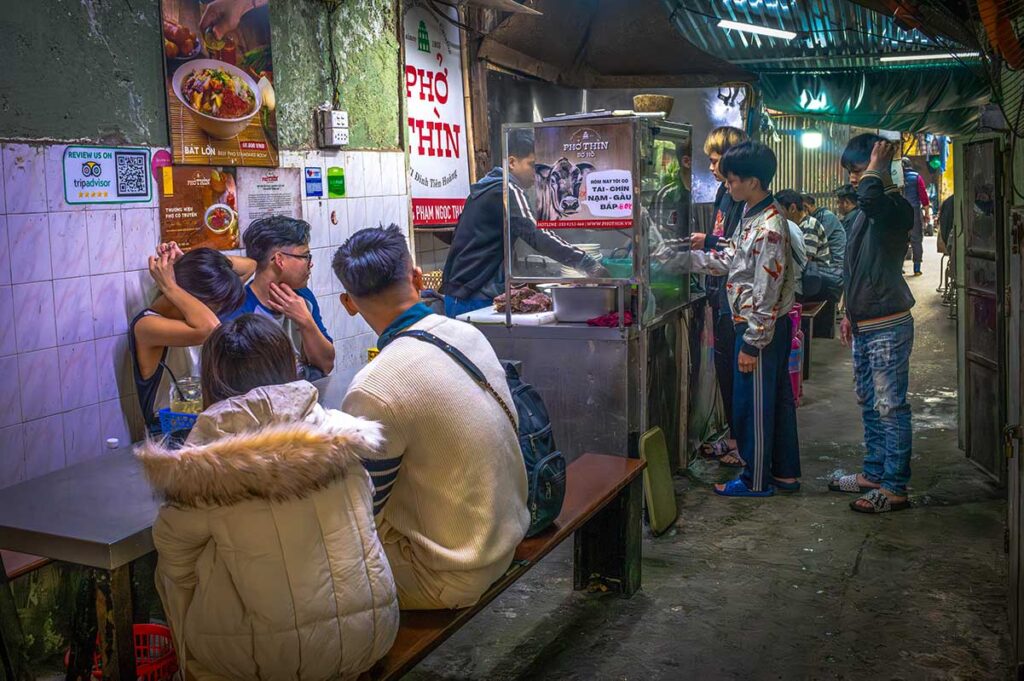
[64,623,178,681]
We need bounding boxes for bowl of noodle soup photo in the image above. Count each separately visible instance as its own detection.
[172,59,262,139]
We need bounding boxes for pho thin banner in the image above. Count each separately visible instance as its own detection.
[404,1,470,226]
[161,0,279,166]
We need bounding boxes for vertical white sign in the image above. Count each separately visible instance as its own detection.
[404,2,471,226]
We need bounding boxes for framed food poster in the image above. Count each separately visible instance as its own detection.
[159,166,240,250]
[533,122,635,229]
[161,0,278,167]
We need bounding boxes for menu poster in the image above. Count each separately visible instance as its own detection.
[161,0,278,167]
[236,167,302,226]
[533,122,635,229]
[159,166,240,251]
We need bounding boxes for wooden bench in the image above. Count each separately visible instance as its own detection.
[800,301,827,380]
[364,453,646,681]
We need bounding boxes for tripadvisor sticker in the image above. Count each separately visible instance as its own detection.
[327,167,346,198]
[63,146,152,205]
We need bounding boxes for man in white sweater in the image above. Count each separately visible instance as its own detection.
[331,225,530,610]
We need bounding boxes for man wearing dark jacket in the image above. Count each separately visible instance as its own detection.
[830,134,916,514]
[441,129,606,317]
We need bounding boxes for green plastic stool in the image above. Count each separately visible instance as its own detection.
[639,427,679,536]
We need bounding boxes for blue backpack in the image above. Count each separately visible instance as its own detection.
[397,330,566,536]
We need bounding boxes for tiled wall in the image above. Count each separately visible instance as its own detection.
[414,232,451,275]
[0,143,411,489]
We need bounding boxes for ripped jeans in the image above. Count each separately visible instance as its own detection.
[852,318,914,495]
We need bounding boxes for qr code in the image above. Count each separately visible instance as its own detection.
[115,152,149,198]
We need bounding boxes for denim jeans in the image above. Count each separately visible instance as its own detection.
[444,295,491,318]
[852,318,914,495]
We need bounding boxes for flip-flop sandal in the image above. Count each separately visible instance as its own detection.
[850,488,910,514]
[773,479,801,493]
[700,440,745,468]
[713,478,774,498]
[828,473,880,494]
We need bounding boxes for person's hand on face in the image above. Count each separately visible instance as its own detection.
[738,350,757,373]
[266,282,314,325]
[276,249,313,289]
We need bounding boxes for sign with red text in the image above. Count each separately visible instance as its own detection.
[236,167,302,228]
[403,2,470,226]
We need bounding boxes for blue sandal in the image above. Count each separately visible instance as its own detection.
[713,478,775,497]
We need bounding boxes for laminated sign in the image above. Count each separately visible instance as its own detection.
[63,146,152,205]
[534,123,635,229]
[404,2,470,226]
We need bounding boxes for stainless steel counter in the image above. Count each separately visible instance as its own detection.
[0,372,362,571]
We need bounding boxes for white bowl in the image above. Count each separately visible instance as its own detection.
[204,203,237,234]
[172,59,262,140]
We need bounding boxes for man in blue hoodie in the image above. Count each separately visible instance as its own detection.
[440,129,607,317]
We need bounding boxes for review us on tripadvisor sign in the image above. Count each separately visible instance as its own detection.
[63,146,153,205]
[403,1,470,226]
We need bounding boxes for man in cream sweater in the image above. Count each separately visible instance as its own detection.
[332,225,530,610]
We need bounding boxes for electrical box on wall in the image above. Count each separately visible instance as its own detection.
[316,109,350,148]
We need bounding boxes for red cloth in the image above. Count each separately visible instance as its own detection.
[586,310,635,327]
[916,175,930,207]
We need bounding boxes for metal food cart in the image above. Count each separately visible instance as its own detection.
[465,113,696,468]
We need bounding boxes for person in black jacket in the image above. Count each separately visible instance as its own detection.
[440,129,606,318]
[830,134,916,514]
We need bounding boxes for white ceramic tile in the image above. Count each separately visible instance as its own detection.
[310,248,334,297]
[363,153,385,197]
[365,197,387,229]
[0,356,22,428]
[0,216,9,287]
[0,425,25,489]
[2,144,47,214]
[396,153,409,195]
[53,277,95,346]
[45,144,86,213]
[63,405,103,465]
[341,152,365,198]
[124,268,155,318]
[306,199,330,250]
[58,341,99,411]
[315,295,336,341]
[96,334,134,402]
[121,395,145,444]
[399,195,411,235]
[7,213,52,284]
[382,196,403,230]
[23,415,66,479]
[91,273,127,338]
[328,198,348,247]
[17,348,61,421]
[48,211,91,279]
[121,208,158,271]
[87,210,125,275]
[99,398,133,448]
[13,281,56,353]
[0,287,14,357]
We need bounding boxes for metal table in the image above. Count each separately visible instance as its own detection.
[0,372,359,681]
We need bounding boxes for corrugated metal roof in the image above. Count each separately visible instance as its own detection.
[663,0,957,72]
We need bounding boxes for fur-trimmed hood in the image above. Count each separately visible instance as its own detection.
[137,381,383,507]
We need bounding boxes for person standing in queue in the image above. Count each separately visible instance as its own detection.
[689,126,747,467]
[835,184,861,234]
[687,142,800,497]
[902,157,931,276]
[830,135,915,513]
[440,128,608,318]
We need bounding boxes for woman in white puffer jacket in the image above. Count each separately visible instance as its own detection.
[137,314,398,680]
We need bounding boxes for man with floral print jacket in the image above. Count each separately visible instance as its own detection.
[688,141,800,497]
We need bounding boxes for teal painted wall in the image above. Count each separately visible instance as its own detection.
[0,0,401,149]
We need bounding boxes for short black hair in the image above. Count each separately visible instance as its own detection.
[201,314,297,406]
[835,184,857,201]
[242,215,311,267]
[801,193,817,207]
[332,224,412,298]
[841,133,885,172]
[775,189,803,212]
[173,248,245,315]
[508,128,535,159]
[719,141,777,191]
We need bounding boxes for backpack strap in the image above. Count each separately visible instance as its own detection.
[394,330,518,431]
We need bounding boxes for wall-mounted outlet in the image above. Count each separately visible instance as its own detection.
[316,108,350,148]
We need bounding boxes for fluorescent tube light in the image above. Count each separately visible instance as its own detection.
[717,19,797,41]
[879,51,980,62]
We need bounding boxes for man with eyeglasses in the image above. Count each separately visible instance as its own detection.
[231,215,335,379]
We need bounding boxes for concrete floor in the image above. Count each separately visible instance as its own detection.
[407,240,1013,681]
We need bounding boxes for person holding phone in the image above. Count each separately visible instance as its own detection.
[831,135,916,514]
